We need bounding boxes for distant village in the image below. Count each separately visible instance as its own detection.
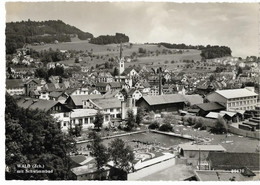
[5,43,260,181]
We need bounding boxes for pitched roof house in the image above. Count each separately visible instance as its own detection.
[65,94,103,109]
[136,94,186,112]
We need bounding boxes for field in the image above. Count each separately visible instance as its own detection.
[28,41,206,71]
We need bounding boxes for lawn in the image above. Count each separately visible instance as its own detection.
[173,124,260,153]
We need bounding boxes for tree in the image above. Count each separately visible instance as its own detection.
[75,58,79,63]
[159,123,173,132]
[125,109,135,131]
[113,67,119,76]
[136,107,145,125]
[35,68,48,79]
[5,94,76,180]
[108,138,134,173]
[209,74,215,82]
[93,110,104,130]
[210,116,228,134]
[148,120,160,129]
[138,47,146,54]
[89,132,109,180]
[68,122,82,137]
[236,66,243,77]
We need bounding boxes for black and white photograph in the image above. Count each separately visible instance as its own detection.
[3,0,260,181]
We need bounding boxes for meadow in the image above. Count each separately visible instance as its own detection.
[28,41,209,71]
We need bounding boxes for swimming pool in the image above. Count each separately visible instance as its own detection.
[77,131,191,149]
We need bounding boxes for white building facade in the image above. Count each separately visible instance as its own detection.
[206,88,258,111]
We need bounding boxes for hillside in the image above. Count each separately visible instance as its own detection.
[28,41,203,71]
[5,20,93,54]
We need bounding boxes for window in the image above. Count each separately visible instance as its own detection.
[64,112,69,117]
[90,117,93,123]
[63,122,67,127]
[110,108,113,112]
[85,118,88,124]
[79,119,82,124]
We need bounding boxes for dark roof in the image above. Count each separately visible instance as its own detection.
[6,79,24,89]
[109,82,121,88]
[135,80,150,88]
[64,88,78,95]
[95,82,108,87]
[121,67,139,75]
[207,152,260,171]
[196,102,225,112]
[30,90,40,96]
[187,108,200,113]
[17,98,67,112]
[49,91,64,98]
[128,88,138,96]
[103,89,120,99]
[25,79,39,85]
[141,94,186,106]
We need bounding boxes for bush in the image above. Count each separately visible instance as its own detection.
[124,126,132,131]
[162,113,177,125]
[200,125,207,130]
[117,125,123,130]
[148,121,160,130]
[159,123,173,132]
[210,116,228,134]
[193,122,202,129]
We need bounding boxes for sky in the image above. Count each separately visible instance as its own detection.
[5,2,259,57]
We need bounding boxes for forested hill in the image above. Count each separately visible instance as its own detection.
[158,42,232,59]
[89,33,129,45]
[6,20,93,54]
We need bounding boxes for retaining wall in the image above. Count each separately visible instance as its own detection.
[228,125,260,140]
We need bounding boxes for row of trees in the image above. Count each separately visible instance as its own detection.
[34,66,69,81]
[90,33,129,45]
[159,42,201,49]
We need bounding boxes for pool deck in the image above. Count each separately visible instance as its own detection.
[128,157,178,180]
[150,130,194,141]
[134,152,175,171]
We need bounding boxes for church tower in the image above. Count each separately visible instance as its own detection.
[119,42,125,75]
